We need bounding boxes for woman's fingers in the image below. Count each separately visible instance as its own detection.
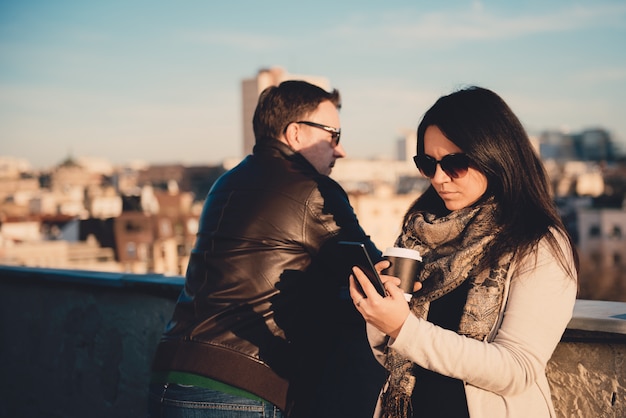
[383,279,404,300]
[350,268,411,338]
[380,274,401,287]
[349,265,377,300]
[374,259,391,274]
[349,275,366,309]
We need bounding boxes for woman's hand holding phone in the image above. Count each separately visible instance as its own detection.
[349,262,414,339]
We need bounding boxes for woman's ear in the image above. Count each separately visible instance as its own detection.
[283,122,302,151]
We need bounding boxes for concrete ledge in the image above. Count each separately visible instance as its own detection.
[545,299,626,417]
[0,266,625,417]
[568,299,626,335]
[2,265,185,291]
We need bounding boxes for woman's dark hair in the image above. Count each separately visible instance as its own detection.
[407,86,578,277]
[252,80,341,142]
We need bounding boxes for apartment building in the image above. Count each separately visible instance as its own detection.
[577,207,626,300]
[578,208,626,270]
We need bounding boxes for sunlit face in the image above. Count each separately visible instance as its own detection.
[423,125,488,211]
[290,100,346,175]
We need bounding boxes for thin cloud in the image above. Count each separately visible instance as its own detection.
[333,3,626,49]
[501,91,618,135]
[570,67,626,83]
[177,30,287,50]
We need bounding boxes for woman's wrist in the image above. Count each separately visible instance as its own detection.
[387,311,411,339]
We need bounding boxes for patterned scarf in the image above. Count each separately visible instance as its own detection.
[380,198,513,418]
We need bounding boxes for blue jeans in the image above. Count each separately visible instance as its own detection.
[148,383,284,418]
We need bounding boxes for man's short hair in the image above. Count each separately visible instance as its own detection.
[252,80,341,142]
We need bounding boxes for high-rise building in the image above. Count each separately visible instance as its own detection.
[240,67,330,157]
[396,129,417,163]
[539,128,617,162]
[573,128,616,161]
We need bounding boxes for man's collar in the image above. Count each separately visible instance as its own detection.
[253,137,320,175]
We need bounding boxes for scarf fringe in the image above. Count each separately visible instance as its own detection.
[380,387,413,418]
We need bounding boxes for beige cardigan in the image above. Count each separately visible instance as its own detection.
[368,236,577,418]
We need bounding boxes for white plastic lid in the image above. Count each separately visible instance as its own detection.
[383,247,422,261]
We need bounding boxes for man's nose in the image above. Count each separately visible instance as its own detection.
[334,143,347,158]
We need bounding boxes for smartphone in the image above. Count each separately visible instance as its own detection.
[338,241,387,297]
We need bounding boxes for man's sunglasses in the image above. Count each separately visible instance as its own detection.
[413,153,471,179]
[296,121,341,147]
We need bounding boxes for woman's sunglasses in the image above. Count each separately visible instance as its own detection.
[413,153,471,179]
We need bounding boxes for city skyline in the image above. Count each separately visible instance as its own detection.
[1,1,626,170]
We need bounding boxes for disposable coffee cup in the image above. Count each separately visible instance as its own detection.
[381,247,422,301]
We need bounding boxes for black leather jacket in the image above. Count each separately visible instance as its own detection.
[152,138,381,416]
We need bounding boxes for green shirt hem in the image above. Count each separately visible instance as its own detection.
[151,370,265,403]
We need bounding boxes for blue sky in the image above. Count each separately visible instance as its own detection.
[1,0,625,169]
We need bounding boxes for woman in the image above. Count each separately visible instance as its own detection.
[349,86,578,418]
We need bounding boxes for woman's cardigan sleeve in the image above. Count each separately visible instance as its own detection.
[368,236,577,396]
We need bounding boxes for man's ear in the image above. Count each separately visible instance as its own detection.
[283,122,302,151]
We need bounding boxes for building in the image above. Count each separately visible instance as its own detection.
[347,186,421,249]
[395,129,417,162]
[573,129,616,161]
[539,128,617,162]
[577,207,626,301]
[240,67,330,157]
[136,163,225,202]
[578,208,626,270]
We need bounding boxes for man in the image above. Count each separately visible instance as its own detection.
[149,80,385,417]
